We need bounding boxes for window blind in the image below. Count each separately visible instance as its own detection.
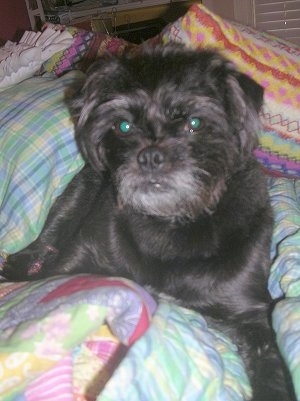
[253,0,300,45]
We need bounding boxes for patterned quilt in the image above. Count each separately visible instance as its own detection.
[268,178,300,400]
[0,275,252,401]
[0,276,156,400]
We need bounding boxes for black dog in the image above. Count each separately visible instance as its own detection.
[3,44,294,400]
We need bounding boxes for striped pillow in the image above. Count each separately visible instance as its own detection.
[0,71,84,255]
[161,3,300,178]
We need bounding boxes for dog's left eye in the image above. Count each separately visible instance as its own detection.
[185,117,201,134]
[113,120,132,135]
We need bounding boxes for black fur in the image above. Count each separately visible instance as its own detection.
[3,44,295,400]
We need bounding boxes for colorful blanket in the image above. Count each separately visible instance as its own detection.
[160,3,300,179]
[0,275,252,401]
[268,178,300,400]
[0,276,156,400]
[0,71,85,256]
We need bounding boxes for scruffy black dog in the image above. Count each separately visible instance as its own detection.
[3,44,294,400]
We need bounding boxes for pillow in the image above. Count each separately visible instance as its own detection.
[41,26,134,76]
[79,32,135,72]
[42,26,95,76]
[161,3,300,178]
[0,71,85,256]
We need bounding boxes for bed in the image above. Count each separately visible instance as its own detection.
[0,4,299,400]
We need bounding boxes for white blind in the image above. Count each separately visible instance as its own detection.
[253,0,300,45]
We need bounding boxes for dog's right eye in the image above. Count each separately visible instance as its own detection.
[184,117,202,134]
[113,120,132,136]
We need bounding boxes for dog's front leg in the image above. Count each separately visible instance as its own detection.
[232,317,296,401]
[2,165,103,280]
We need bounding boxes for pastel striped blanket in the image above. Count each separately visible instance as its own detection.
[268,178,300,401]
[0,71,85,256]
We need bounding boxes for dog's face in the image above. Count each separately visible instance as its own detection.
[71,44,263,219]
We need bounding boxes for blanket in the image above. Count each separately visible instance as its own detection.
[0,276,156,400]
[0,275,251,401]
[268,178,300,400]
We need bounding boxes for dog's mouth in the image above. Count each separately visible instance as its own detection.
[116,164,221,219]
[138,176,170,193]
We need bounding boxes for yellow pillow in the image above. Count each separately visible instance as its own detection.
[161,3,300,178]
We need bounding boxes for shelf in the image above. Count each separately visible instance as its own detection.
[25,0,193,30]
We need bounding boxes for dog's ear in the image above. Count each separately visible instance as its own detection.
[204,52,263,156]
[67,54,124,173]
[225,67,264,156]
[236,72,264,113]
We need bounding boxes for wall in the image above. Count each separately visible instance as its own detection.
[202,0,235,20]
[0,0,31,43]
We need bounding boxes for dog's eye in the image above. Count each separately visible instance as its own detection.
[185,117,201,134]
[119,121,131,133]
[113,120,132,135]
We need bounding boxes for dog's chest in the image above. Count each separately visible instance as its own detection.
[112,213,220,270]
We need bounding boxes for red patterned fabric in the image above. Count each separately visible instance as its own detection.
[161,3,300,178]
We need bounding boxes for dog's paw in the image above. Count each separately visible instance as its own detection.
[1,245,58,281]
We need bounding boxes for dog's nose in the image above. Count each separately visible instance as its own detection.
[138,146,165,172]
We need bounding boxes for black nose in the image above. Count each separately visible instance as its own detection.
[138,146,165,172]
